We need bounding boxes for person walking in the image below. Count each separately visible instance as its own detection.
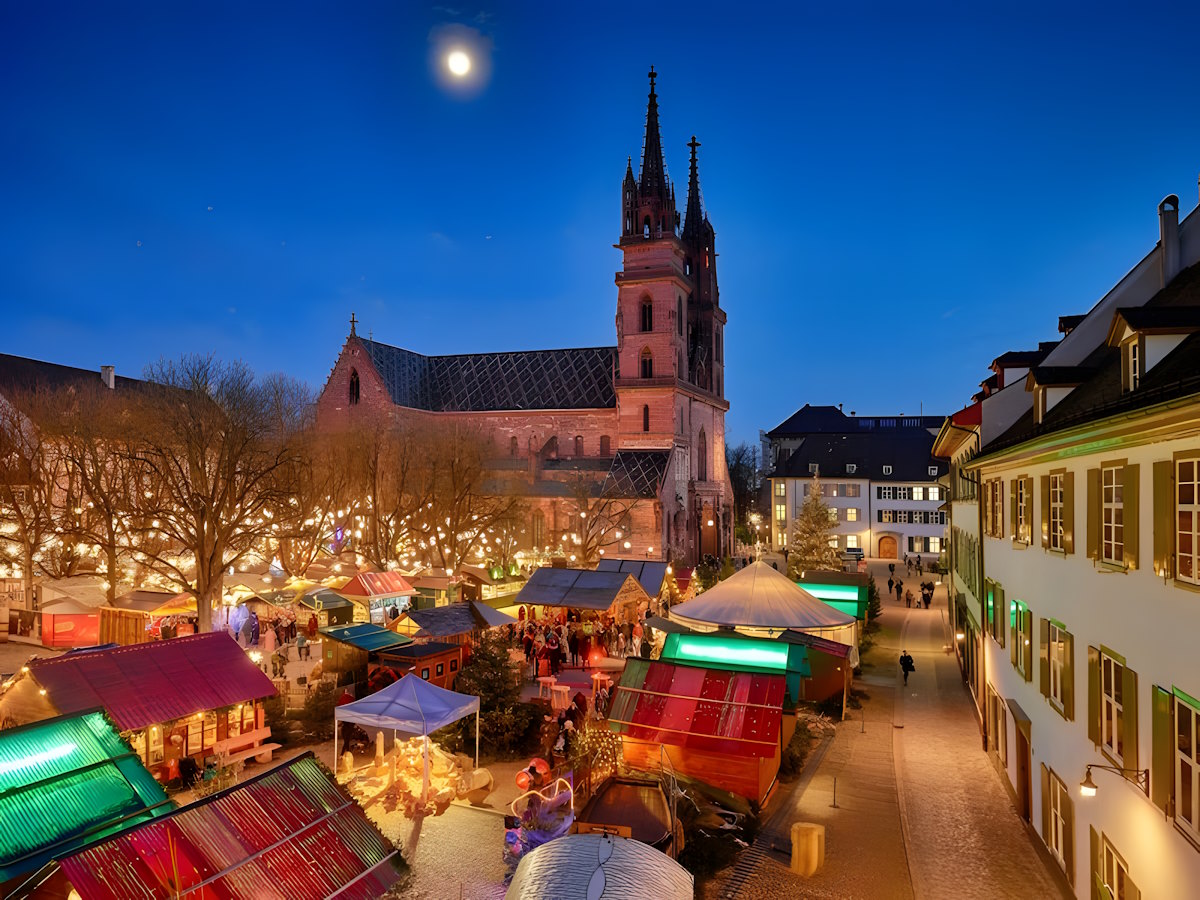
[894,580,903,603]
[568,628,579,667]
[888,576,894,596]
[899,650,915,685]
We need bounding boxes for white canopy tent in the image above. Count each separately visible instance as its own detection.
[506,833,693,900]
[668,560,858,647]
[334,674,482,798]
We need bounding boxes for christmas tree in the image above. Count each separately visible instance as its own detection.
[788,474,842,577]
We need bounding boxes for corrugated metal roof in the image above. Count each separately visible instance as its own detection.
[337,571,415,600]
[296,587,352,610]
[0,710,171,884]
[55,753,403,900]
[319,622,413,652]
[608,658,786,758]
[29,633,277,731]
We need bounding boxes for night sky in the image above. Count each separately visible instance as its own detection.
[4,2,1200,444]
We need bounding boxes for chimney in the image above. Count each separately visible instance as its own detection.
[100,366,115,389]
[1159,194,1180,287]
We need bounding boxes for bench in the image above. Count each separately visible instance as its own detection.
[214,726,278,766]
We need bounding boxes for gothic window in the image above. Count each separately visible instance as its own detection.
[641,349,653,379]
[641,300,653,332]
[509,436,518,457]
[677,297,683,335]
[532,510,546,548]
[685,259,692,276]
[698,430,707,481]
[600,435,611,455]
[348,369,360,406]
[642,405,650,433]
[574,435,583,457]
[643,216,651,239]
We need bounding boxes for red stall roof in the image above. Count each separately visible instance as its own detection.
[28,632,276,731]
[608,659,786,758]
[56,753,403,900]
[337,571,415,601]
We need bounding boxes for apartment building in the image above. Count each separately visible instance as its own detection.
[765,408,948,558]
[957,191,1200,898]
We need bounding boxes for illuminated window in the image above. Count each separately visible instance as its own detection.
[846,508,858,522]
[1046,769,1070,869]
[846,534,859,549]
[1049,474,1064,551]
[1101,652,1124,762]
[775,503,786,522]
[1176,693,1200,842]
[774,481,786,498]
[1016,478,1030,543]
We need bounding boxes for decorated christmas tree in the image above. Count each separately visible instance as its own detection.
[788,474,842,577]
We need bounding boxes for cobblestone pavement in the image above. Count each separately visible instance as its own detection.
[705,560,1070,900]
[889,572,1071,900]
[383,804,508,900]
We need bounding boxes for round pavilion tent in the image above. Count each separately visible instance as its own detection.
[506,833,693,900]
[668,561,858,647]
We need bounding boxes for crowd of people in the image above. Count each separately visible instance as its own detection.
[887,558,939,610]
[229,609,317,677]
[509,608,655,679]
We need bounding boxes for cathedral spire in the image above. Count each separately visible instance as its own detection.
[639,66,668,195]
[682,135,704,243]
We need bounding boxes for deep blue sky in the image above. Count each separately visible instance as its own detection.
[4,3,1200,444]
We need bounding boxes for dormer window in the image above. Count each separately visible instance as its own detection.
[846,464,857,474]
[808,463,819,475]
[1127,339,1140,391]
[883,465,893,475]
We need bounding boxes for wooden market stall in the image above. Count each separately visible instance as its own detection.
[375,641,463,690]
[318,622,413,676]
[608,657,788,805]
[336,572,416,626]
[0,633,278,782]
[509,567,652,625]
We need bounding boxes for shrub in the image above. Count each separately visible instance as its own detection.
[438,700,545,760]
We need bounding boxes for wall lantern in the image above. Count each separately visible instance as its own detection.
[1079,763,1149,797]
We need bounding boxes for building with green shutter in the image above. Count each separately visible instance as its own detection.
[958,189,1200,899]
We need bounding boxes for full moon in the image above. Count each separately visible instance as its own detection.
[447,50,471,77]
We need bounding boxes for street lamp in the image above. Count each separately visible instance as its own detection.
[1079,763,1149,797]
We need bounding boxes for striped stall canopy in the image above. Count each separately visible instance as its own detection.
[56,753,403,900]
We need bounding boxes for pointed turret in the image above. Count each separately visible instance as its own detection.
[682,135,705,244]
[621,66,677,242]
[639,67,668,198]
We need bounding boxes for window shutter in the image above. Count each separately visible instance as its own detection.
[1010,479,1018,540]
[998,587,1007,649]
[1152,460,1175,577]
[1089,826,1101,900]
[1062,789,1075,886]
[1024,479,1033,543]
[1151,685,1174,814]
[1063,631,1075,721]
[1122,666,1138,777]
[1038,618,1050,699]
[1086,468,1101,560]
[1122,464,1139,570]
[1040,475,1050,548]
[1023,609,1033,682]
[1087,646,1100,745]
[1040,763,1051,842]
[1011,600,1020,668]
[1064,472,1076,554]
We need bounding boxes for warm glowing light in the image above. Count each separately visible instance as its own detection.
[1079,770,1098,796]
[447,50,471,76]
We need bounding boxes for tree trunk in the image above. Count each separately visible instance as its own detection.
[197,579,223,634]
[105,544,119,603]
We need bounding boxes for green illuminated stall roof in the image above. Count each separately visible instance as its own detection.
[0,709,171,884]
[797,581,868,620]
[669,634,790,672]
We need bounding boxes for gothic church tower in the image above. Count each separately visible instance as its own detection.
[615,67,731,560]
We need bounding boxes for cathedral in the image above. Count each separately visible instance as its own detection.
[316,69,732,565]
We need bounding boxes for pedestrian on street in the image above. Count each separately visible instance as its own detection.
[888,576,894,595]
[899,650,915,685]
[905,589,913,608]
[895,580,903,602]
[889,562,896,575]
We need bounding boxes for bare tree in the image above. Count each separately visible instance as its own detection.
[124,356,301,632]
[353,421,436,571]
[0,390,62,596]
[557,474,639,566]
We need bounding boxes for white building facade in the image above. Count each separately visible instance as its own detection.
[964,190,1200,898]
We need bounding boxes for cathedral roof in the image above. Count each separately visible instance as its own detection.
[602,450,671,498]
[360,339,617,412]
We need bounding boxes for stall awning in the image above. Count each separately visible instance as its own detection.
[337,571,416,602]
[595,559,670,597]
[54,754,403,900]
[335,673,479,734]
[608,658,786,758]
[26,632,276,731]
[670,561,855,631]
[110,590,180,614]
[393,602,517,638]
[319,622,412,653]
[516,568,648,611]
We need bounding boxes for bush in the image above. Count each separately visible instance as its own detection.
[866,574,882,621]
[778,722,815,782]
[437,700,545,760]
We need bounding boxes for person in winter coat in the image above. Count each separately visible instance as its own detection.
[899,650,915,685]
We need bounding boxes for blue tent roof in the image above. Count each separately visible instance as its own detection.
[318,622,412,653]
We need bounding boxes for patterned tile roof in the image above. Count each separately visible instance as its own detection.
[361,339,617,412]
[601,450,670,498]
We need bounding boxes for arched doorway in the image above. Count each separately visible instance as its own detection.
[879,536,898,559]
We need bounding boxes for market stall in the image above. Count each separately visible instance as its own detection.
[509,567,651,624]
[668,560,858,648]
[0,632,278,782]
[318,622,413,675]
[390,601,517,642]
[337,571,416,625]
